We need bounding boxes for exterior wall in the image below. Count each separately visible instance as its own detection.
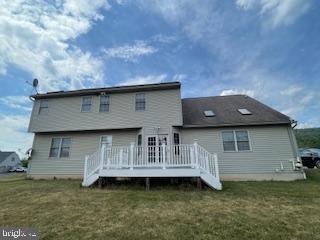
[28,89,183,133]
[181,125,304,180]
[28,125,305,181]
[0,153,20,173]
[28,130,138,177]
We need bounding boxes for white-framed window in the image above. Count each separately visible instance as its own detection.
[49,137,71,158]
[81,96,92,112]
[99,95,110,112]
[222,130,251,152]
[173,133,180,155]
[100,135,112,148]
[135,93,146,111]
[39,99,49,114]
[173,133,180,145]
[137,134,142,146]
[137,134,142,156]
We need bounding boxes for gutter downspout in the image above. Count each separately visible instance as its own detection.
[288,120,305,177]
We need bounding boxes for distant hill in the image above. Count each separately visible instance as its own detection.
[294,128,320,148]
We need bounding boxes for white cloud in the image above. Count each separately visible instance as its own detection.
[0,114,33,156]
[237,0,312,28]
[0,0,109,92]
[280,85,303,96]
[297,117,320,129]
[220,89,255,97]
[132,0,318,127]
[281,92,314,117]
[0,96,32,111]
[119,73,186,86]
[137,1,219,41]
[236,0,256,10]
[151,34,178,44]
[119,74,167,86]
[172,74,187,82]
[102,41,158,62]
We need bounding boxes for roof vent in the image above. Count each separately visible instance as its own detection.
[204,110,215,117]
[238,108,252,115]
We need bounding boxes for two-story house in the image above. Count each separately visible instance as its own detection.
[27,82,305,190]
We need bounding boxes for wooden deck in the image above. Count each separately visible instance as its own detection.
[82,142,222,190]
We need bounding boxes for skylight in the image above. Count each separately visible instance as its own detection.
[204,110,215,117]
[238,108,252,115]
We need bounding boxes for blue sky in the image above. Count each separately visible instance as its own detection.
[0,0,319,154]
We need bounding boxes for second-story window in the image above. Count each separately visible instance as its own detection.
[99,95,110,112]
[135,93,145,111]
[39,99,49,114]
[81,96,92,112]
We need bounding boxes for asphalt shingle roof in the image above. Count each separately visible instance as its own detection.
[182,95,291,127]
[32,82,181,99]
[0,152,15,163]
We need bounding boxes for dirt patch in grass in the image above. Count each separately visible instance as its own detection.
[0,170,319,240]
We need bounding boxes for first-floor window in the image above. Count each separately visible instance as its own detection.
[173,133,180,145]
[222,131,236,151]
[235,130,251,151]
[173,133,180,155]
[137,134,142,146]
[137,134,142,156]
[222,130,250,152]
[49,137,71,158]
[101,135,112,148]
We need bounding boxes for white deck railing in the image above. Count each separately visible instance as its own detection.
[83,142,220,183]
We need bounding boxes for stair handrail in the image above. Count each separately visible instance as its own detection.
[196,143,220,179]
[83,148,101,183]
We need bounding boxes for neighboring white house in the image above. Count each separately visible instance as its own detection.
[27,82,305,190]
[0,152,20,173]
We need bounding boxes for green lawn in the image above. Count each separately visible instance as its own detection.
[1,171,320,240]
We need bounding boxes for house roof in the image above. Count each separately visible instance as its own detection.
[0,151,15,163]
[182,95,292,128]
[31,82,181,99]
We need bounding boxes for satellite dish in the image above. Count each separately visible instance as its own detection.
[26,78,39,99]
[32,78,38,88]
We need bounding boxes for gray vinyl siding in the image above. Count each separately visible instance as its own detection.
[29,130,138,176]
[181,125,297,175]
[28,89,182,133]
[0,153,20,169]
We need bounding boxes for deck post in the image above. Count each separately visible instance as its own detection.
[146,177,150,191]
[100,144,106,172]
[197,177,202,189]
[83,155,88,183]
[98,177,103,188]
[213,154,220,179]
[130,142,134,170]
[162,143,166,169]
[194,140,199,169]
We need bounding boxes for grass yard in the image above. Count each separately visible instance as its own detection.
[0,171,320,240]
